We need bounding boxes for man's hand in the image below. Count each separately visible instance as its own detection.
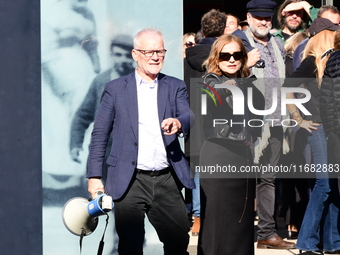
[247,48,261,68]
[282,1,311,17]
[70,147,83,163]
[88,178,105,199]
[161,118,182,135]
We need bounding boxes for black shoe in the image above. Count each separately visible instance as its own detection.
[325,251,340,254]
[288,230,299,240]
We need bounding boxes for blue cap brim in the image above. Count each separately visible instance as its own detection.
[249,10,274,17]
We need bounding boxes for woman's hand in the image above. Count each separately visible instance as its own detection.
[298,119,321,133]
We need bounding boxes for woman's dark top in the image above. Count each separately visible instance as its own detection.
[202,73,264,141]
[285,52,294,77]
[282,56,321,123]
[320,50,340,135]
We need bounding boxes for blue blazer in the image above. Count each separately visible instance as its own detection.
[87,72,195,200]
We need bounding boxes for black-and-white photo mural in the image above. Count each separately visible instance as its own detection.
[41,1,183,254]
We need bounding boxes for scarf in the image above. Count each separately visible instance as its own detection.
[244,28,289,163]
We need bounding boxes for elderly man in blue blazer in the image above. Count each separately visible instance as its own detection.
[87,27,195,255]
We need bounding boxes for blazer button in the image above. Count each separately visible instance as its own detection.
[134,142,138,146]
[132,162,136,165]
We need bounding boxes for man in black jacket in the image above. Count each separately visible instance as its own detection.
[184,10,255,87]
[184,8,226,156]
[183,9,227,236]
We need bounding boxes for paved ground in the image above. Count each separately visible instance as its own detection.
[187,216,300,255]
[45,205,299,255]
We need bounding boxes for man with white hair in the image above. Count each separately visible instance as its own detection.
[87,27,194,255]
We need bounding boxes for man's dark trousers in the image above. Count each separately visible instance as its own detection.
[114,170,190,255]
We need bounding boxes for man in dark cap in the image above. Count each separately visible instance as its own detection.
[70,34,135,166]
[293,5,340,70]
[244,0,296,250]
[308,16,340,37]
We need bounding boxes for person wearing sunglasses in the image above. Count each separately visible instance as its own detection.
[183,32,196,58]
[197,34,264,255]
[183,30,201,237]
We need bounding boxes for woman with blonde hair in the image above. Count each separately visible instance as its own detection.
[334,29,340,51]
[281,30,310,240]
[197,34,264,255]
[285,31,309,76]
[302,30,336,83]
[282,18,340,254]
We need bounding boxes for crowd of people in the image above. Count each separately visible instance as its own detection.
[182,1,340,255]
[81,0,340,255]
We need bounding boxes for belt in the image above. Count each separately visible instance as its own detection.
[135,167,171,176]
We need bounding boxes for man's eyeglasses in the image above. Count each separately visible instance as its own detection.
[185,41,195,48]
[219,51,243,61]
[135,49,167,57]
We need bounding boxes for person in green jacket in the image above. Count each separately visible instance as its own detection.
[273,0,318,44]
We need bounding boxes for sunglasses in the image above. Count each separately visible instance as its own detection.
[185,41,195,48]
[219,51,243,61]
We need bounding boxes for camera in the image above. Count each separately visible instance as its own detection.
[255,59,265,68]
